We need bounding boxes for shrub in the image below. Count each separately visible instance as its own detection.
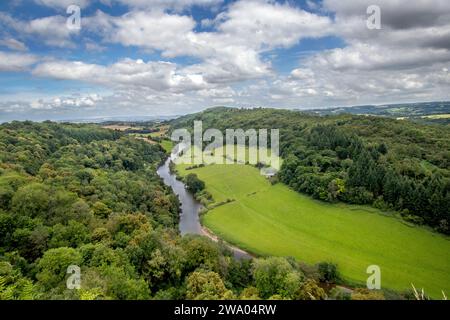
[317,262,339,283]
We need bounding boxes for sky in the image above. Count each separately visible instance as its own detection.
[0,0,449,121]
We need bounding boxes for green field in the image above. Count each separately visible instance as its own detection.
[160,139,174,153]
[177,163,450,298]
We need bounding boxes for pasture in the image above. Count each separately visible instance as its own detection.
[177,163,450,298]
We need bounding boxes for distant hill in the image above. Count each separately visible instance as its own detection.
[306,101,450,125]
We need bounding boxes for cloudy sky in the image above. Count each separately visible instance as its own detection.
[0,0,449,121]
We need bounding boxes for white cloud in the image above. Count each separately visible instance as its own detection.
[216,0,332,49]
[112,0,223,11]
[0,51,37,72]
[34,0,90,9]
[26,15,78,47]
[324,0,450,29]
[84,41,106,52]
[2,0,450,119]
[0,38,28,51]
[85,1,332,85]
[88,10,196,54]
[0,13,79,48]
[33,58,209,93]
[308,43,450,71]
[261,0,450,106]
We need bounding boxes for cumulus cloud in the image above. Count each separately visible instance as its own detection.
[91,0,332,54]
[33,58,209,93]
[0,12,79,48]
[0,51,37,71]
[84,1,332,85]
[324,0,450,29]
[307,43,450,71]
[215,0,332,49]
[2,0,450,119]
[0,93,108,122]
[86,10,197,55]
[263,0,450,106]
[34,0,90,10]
[0,38,28,51]
[112,0,223,11]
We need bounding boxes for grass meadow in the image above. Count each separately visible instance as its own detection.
[177,162,450,298]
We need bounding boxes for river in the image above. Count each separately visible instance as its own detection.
[157,152,251,260]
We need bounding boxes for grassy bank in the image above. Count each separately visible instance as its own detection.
[177,163,450,298]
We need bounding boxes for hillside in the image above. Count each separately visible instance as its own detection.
[169,107,450,297]
[175,162,450,298]
[0,121,357,301]
[307,101,450,125]
[170,107,450,234]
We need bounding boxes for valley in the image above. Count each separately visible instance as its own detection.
[175,162,450,298]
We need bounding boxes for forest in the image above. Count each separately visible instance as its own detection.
[0,121,372,300]
[1,111,448,300]
[170,107,450,235]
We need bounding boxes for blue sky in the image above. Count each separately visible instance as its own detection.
[0,0,449,121]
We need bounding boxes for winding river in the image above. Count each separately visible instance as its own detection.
[157,153,251,260]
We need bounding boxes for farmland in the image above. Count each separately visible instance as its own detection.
[177,162,450,298]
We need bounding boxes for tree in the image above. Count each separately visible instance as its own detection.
[91,227,111,243]
[48,221,90,249]
[0,262,40,300]
[36,247,82,291]
[0,173,29,210]
[47,190,79,224]
[327,178,345,202]
[317,262,339,283]
[182,235,221,273]
[0,183,14,210]
[226,259,253,290]
[240,286,260,300]
[351,288,385,300]
[0,275,40,300]
[97,266,150,300]
[252,257,302,299]
[295,279,326,300]
[185,174,205,194]
[92,201,112,219]
[186,270,233,300]
[11,183,50,219]
[0,211,17,250]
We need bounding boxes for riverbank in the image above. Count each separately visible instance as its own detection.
[175,162,450,298]
[157,154,252,260]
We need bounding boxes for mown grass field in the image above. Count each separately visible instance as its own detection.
[160,139,174,153]
[177,163,450,298]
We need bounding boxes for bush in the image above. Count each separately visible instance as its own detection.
[351,288,385,300]
[185,174,205,194]
[295,279,326,300]
[317,262,339,283]
[329,286,352,300]
[252,257,303,299]
[186,270,234,300]
[343,187,374,205]
[403,214,424,225]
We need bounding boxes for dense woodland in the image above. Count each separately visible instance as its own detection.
[170,107,450,234]
[1,111,447,300]
[0,121,378,300]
